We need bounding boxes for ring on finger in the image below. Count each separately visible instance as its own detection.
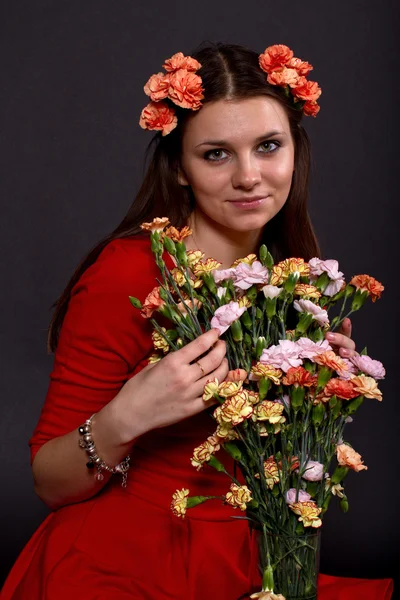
[196,361,205,378]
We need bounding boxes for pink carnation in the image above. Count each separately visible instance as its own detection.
[285,488,312,504]
[296,337,332,360]
[260,340,303,373]
[294,299,329,326]
[338,358,358,380]
[350,354,386,380]
[308,258,345,297]
[302,460,324,481]
[210,301,247,335]
[213,268,236,284]
[232,261,269,290]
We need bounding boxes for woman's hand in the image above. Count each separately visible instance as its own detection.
[114,328,228,442]
[325,317,356,359]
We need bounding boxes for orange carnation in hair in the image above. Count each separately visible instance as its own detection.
[349,275,384,302]
[139,101,177,136]
[303,101,320,117]
[163,52,201,73]
[168,70,204,110]
[292,77,322,102]
[288,57,313,76]
[267,67,300,88]
[144,72,170,102]
[259,44,293,73]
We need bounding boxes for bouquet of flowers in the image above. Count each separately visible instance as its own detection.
[129,218,385,600]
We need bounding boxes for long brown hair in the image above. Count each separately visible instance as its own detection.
[48,42,320,352]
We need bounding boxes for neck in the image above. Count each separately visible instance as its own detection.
[186,210,263,268]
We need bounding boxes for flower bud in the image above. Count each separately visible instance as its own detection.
[223,442,242,461]
[312,402,325,426]
[284,272,299,293]
[262,563,274,593]
[241,310,253,330]
[208,455,226,472]
[291,385,305,411]
[317,366,333,390]
[351,289,368,311]
[129,296,142,309]
[231,319,243,342]
[256,337,267,359]
[202,273,217,294]
[343,395,364,416]
[265,297,278,318]
[259,244,274,269]
[258,377,271,400]
[246,285,258,302]
[163,236,176,255]
[186,495,210,509]
[340,497,349,513]
[176,242,188,267]
[331,465,349,484]
[295,312,314,334]
[315,272,330,292]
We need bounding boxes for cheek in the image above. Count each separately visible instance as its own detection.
[264,155,294,190]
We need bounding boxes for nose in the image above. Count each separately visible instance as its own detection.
[231,154,262,190]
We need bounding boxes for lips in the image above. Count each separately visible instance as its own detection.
[228,195,269,203]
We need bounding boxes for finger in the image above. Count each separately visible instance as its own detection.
[191,340,226,379]
[338,346,356,359]
[192,357,229,397]
[225,368,248,382]
[325,332,355,351]
[339,317,352,338]
[178,328,220,364]
[191,395,219,416]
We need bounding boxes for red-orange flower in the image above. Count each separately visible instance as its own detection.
[259,44,293,73]
[163,52,201,73]
[287,57,313,76]
[267,67,301,88]
[141,286,165,318]
[168,69,204,110]
[323,378,359,400]
[349,275,384,302]
[282,366,315,387]
[292,77,322,102]
[303,101,320,117]
[144,72,170,102]
[139,101,177,136]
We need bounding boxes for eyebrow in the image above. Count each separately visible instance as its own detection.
[195,130,287,148]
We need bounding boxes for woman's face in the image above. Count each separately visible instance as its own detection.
[179,96,295,234]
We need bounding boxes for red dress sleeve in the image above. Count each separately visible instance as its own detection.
[29,237,158,463]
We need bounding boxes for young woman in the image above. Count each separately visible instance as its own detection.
[1,43,356,600]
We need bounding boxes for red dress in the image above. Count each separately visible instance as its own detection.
[1,237,394,600]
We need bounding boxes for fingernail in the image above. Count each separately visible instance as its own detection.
[341,349,349,356]
[326,333,335,341]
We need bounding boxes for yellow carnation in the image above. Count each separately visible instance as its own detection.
[255,401,286,425]
[187,250,204,268]
[231,254,258,267]
[225,483,252,511]
[171,488,189,518]
[213,391,253,426]
[237,295,253,309]
[171,267,186,287]
[290,501,322,528]
[191,435,220,471]
[218,380,243,398]
[192,258,222,276]
[251,363,283,385]
[152,328,170,353]
[294,283,321,299]
[202,378,219,401]
[263,456,280,489]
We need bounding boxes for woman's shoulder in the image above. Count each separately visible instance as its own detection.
[73,235,158,297]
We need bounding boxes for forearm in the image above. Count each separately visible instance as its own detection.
[32,395,142,510]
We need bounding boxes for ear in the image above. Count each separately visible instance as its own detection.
[177,165,189,187]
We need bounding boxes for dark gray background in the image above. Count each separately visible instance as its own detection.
[1,0,399,594]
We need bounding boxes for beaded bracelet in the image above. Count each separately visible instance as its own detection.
[78,414,130,487]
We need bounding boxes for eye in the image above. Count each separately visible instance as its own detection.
[258,140,280,153]
[203,149,228,162]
